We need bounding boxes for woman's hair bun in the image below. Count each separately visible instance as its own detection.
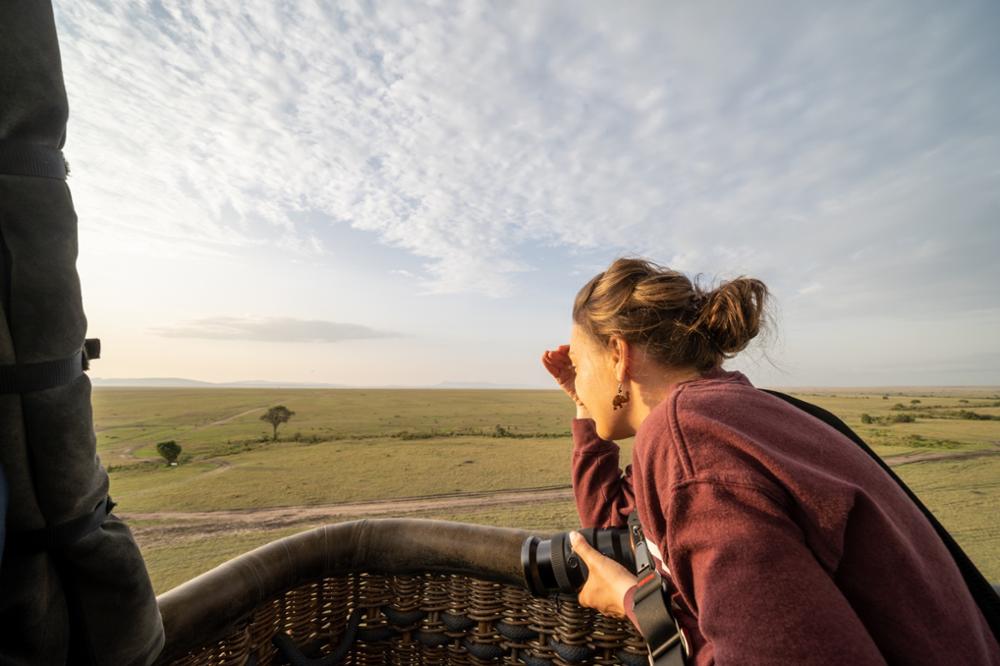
[692,277,769,356]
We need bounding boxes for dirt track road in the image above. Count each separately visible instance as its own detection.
[126,484,573,525]
[880,441,1000,466]
[122,444,1000,547]
[123,484,575,545]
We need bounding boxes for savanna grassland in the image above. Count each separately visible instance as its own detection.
[92,386,1000,594]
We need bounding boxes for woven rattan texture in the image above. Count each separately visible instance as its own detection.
[164,572,649,665]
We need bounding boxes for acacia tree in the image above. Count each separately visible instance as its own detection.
[261,405,295,441]
[156,440,182,465]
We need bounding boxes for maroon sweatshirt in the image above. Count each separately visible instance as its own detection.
[571,366,1000,665]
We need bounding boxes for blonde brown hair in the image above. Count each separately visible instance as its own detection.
[572,256,771,371]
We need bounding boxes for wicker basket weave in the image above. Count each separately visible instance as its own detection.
[154,519,649,666]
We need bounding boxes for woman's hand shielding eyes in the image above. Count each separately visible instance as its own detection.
[541,344,585,408]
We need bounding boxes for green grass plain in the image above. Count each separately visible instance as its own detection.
[92,386,1000,593]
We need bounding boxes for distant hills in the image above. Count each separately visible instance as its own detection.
[90,377,544,389]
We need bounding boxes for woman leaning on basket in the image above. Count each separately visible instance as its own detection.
[540,256,1000,666]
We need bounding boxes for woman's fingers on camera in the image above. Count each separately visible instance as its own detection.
[570,532,635,619]
[569,531,599,563]
[571,532,615,569]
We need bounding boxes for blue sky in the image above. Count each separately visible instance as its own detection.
[54,0,1000,387]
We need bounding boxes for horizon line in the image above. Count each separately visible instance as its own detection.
[90,377,1000,391]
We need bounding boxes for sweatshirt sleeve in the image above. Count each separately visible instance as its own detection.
[664,479,888,665]
[570,417,635,528]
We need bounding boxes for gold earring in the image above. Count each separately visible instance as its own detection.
[612,382,631,410]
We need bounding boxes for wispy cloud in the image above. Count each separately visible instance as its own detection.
[55,1,999,308]
[152,316,398,342]
[51,1,1000,384]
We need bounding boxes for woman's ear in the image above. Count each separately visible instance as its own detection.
[609,335,630,383]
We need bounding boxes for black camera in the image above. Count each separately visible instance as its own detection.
[521,527,638,596]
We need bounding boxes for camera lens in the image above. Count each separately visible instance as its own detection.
[521,528,637,596]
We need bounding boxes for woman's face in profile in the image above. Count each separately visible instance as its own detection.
[569,323,617,426]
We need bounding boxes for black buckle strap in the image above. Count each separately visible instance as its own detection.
[633,574,686,665]
[627,511,687,665]
[0,139,69,179]
[0,338,100,394]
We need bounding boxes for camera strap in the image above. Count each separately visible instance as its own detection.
[626,510,688,665]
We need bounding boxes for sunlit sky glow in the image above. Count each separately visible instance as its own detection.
[54,0,1000,387]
